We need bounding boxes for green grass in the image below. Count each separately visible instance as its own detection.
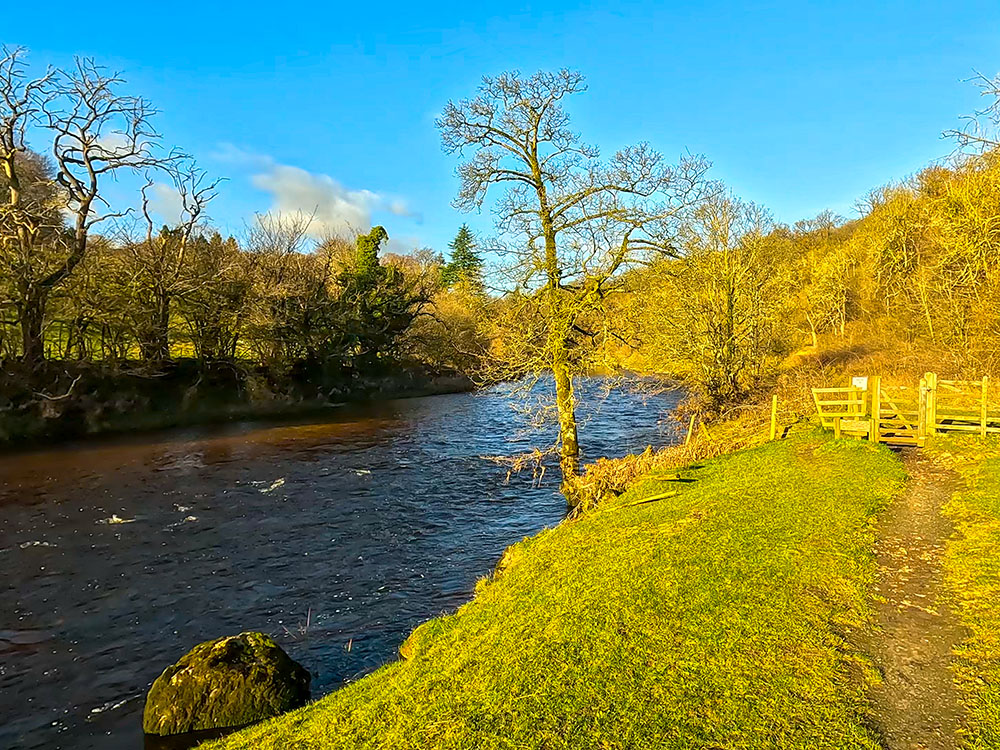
[207,432,905,750]
[929,435,1000,749]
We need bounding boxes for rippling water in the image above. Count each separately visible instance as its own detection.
[0,381,681,749]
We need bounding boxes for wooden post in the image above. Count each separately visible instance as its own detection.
[918,376,928,448]
[834,416,842,439]
[981,375,989,440]
[925,372,938,435]
[684,414,696,446]
[770,394,778,441]
[870,375,881,443]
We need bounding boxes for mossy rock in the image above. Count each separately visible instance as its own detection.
[493,541,524,579]
[143,632,310,736]
[399,617,450,660]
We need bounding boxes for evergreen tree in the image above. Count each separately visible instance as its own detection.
[442,225,483,288]
[355,225,389,282]
[336,225,425,373]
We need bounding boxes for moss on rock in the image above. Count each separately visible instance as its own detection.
[398,617,451,660]
[143,632,310,736]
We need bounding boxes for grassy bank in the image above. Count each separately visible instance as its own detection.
[927,435,1000,749]
[208,432,904,750]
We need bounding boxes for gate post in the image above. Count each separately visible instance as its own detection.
[982,375,989,440]
[925,372,938,436]
[870,375,881,443]
[918,376,928,448]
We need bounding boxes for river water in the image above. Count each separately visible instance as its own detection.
[0,382,681,749]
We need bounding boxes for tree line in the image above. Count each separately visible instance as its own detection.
[6,42,1000,493]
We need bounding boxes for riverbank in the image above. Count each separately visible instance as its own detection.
[206,430,905,749]
[2,384,675,750]
[0,359,472,450]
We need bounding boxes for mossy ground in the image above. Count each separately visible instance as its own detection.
[926,435,1000,748]
[207,431,904,750]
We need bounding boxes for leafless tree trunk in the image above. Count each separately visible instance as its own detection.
[438,69,712,493]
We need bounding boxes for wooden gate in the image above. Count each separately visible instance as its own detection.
[812,386,869,438]
[813,372,998,447]
[871,376,925,447]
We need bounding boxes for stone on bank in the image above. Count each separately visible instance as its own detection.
[143,631,310,736]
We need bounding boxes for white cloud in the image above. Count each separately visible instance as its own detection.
[251,165,379,236]
[211,143,272,169]
[388,199,413,217]
[146,182,184,224]
[213,143,417,238]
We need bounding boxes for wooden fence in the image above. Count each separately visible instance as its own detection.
[812,386,870,438]
[812,373,998,446]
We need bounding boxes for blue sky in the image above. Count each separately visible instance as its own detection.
[7,1,1000,255]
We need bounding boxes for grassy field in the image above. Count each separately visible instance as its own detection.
[207,432,905,750]
[928,435,1000,749]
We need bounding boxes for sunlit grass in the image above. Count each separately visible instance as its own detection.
[207,432,904,750]
[928,435,1000,749]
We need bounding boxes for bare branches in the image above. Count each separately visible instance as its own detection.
[246,211,315,257]
[174,163,224,242]
[0,46,56,163]
[42,57,180,223]
[437,69,591,211]
[439,69,714,290]
[945,71,1000,152]
[34,373,81,401]
[0,46,188,363]
[140,160,224,245]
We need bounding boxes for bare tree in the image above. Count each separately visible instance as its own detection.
[125,161,222,360]
[241,211,316,366]
[0,46,179,364]
[438,69,712,493]
[670,194,790,407]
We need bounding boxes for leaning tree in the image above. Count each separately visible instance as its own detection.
[438,69,713,494]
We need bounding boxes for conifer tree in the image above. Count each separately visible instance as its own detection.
[442,224,483,288]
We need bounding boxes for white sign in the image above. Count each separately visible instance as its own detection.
[852,376,869,391]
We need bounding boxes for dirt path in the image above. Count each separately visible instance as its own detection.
[868,449,966,749]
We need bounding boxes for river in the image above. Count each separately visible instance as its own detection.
[0,381,681,749]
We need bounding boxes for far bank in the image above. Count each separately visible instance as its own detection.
[0,358,473,451]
